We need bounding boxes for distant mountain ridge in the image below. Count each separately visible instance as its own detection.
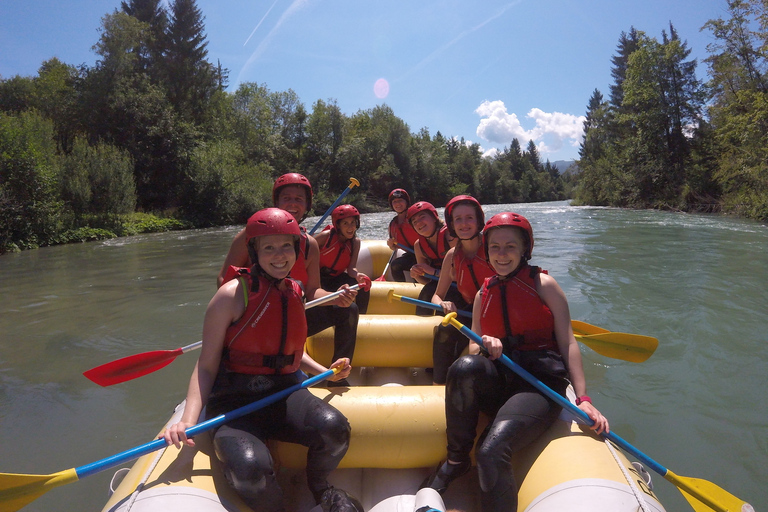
[552,160,578,174]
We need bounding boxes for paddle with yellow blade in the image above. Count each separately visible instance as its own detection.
[441,312,752,512]
[308,177,360,235]
[83,284,360,387]
[0,367,340,512]
[387,290,658,363]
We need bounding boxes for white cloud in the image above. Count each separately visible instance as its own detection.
[475,100,585,155]
[480,146,499,159]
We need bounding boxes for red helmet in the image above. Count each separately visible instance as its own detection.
[407,201,439,224]
[246,208,302,242]
[272,173,313,212]
[388,188,411,208]
[331,204,360,229]
[483,212,534,260]
[444,195,484,239]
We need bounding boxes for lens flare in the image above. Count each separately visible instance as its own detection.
[374,78,390,99]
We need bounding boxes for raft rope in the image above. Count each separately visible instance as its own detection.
[123,446,167,511]
[605,439,652,512]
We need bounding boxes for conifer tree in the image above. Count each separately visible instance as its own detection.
[525,139,542,172]
[579,88,609,163]
[166,0,216,122]
[609,27,641,109]
[121,0,168,82]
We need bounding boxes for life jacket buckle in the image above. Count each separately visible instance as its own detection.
[261,353,296,369]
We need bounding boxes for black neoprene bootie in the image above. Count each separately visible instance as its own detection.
[420,459,471,494]
[320,486,364,512]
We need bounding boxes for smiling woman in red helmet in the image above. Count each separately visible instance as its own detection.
[314,203,372,313]
[406,201,458,316]
[422,212,609,512]
[427,195,495,385]
[385,188,419,281]
[163,208,358,512]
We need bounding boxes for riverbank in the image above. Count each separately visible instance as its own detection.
[3,197,766,256]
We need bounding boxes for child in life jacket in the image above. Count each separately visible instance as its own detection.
[163,208,359,512]
[422,212,610,512]
[406,201,458,316]
[216,173,360,387]
[386,188,419,281]
[314,204,372,314]
[429,195,495,385]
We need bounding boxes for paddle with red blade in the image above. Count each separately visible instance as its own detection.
[83,285,360,386]
[374,249,397,281]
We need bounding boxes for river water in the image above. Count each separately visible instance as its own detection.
[0,201,766,512]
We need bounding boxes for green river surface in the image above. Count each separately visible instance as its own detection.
[1,200,766,511]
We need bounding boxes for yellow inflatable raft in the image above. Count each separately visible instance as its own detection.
[101,241,666,512]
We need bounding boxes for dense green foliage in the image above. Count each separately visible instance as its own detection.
[576,0,768,221]
[3,0,766,253]
[0,0,568,253]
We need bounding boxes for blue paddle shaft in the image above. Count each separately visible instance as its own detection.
[75,369,336,479]
[396,294,471,319]
[309,184,356,235]
[453,322,668,477]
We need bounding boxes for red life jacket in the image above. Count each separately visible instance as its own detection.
[388,216,419,250]
[479,265,557,352]
[318,227,353,277]
[416,225,451,269]
[453,238,495,304]
[288,232,311,288]
[224,273,306,375]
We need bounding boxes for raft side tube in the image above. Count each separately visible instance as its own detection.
[366,281,423,315]
[272,386,448,470]
[306,315,441,368]
[356,240,391,279]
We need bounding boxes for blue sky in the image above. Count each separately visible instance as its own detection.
[1,0,727,162]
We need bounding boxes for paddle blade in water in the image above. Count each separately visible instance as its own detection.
[82,348,182,387]
[665,471,755,512]
[574,332,658,363]
[0,469,78,512]
[571,319,610,335]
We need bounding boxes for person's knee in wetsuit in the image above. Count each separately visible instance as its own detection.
[390,251,416,282]
[321,272,370,315]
